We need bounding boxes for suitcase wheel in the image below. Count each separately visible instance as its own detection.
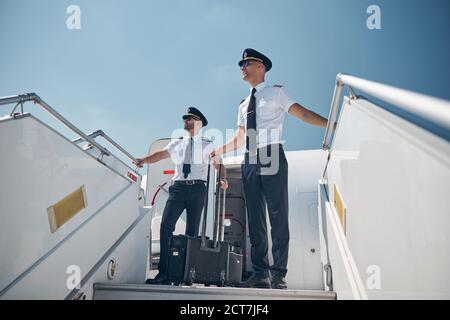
[186,268,195,286]
[218,270,226,287]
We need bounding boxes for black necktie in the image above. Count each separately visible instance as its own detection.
[246,88,257,154]
[182,137,193,178]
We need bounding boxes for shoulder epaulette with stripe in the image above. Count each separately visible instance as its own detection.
[273,84,284,88]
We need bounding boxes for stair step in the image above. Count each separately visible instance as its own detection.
[93,283,336,300]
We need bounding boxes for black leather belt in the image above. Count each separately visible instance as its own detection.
[173,180,206,185]
[244,143,284,162]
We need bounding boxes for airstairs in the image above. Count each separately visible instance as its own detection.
[0,94,150,299]
[318,74,450,299]
[1,72,449,300]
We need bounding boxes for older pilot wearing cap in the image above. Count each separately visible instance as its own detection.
[134,107,227,285]
[212,48,328,289]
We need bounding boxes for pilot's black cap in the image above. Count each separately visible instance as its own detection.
[182,107,208,127]
[238,48,272,72]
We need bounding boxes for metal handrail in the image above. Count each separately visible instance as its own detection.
[0,93,111,156]
[73,129,137,163]
[323,73,450,150]
[72,130,104,144]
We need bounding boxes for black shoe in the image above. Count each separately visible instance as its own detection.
[235,273,271,289]
[271,275,287,289]
[145,273,170,285]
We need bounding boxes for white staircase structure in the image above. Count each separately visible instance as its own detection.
[318,74,450,299]
[0,94,150,299]
[1,72,449,300]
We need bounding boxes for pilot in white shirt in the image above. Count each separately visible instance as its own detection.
[134,107,227,285]
[237,81,295,149]
[213,48,328,289]
[164,134,215,182]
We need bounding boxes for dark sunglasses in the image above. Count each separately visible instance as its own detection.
[240,60,257,68]
[184,116,200,121]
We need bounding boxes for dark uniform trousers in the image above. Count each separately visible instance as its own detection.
[241,144,289,278]
[158,182,206,275]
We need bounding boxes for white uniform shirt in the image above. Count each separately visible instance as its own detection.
[164,135,215,181]
[237,82,296,149]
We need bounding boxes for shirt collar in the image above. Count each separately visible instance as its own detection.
[187,134,202,142]
[250,81,266,94]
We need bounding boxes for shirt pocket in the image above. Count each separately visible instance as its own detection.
[257,98,276,119]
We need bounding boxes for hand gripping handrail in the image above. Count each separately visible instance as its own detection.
[323,74,450,150]
[0,93,111,156]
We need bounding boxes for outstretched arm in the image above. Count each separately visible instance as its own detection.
[212,126,246,157]
[133,150,170,167]
[288,103,328,127]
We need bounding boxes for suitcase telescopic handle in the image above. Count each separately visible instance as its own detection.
[218,162,226,243]
[201,160,226,249]
[200,159,211,248]
[213,163,227,247]
[219,187,226,242]
[213,163,222,247]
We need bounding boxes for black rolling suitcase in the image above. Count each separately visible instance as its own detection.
[166,163,243,286]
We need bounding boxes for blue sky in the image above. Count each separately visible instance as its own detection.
[1,0,449,162]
